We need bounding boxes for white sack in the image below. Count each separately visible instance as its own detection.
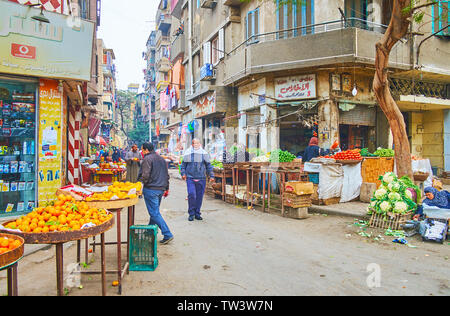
[318,163,344,200]
[340,162,363,203]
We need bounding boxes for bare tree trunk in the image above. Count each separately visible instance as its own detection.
[373,0,413,179]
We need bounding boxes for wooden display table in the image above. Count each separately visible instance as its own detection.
[0,233,24,296]
[0,217,114,296]
[89,169,125,184]
[83,198,138,295]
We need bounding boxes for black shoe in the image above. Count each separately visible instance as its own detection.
[160,236,173,245]
[188,215,194,221]
[195,216,203,221]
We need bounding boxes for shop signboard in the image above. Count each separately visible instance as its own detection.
[194,92,216,118]
[38,79,62,205]
[275,74,316,100]
[0,0,95,81]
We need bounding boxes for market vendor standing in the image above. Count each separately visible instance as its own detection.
[303,137,321,162]
[126,144,142,182]
[180,138,214,221]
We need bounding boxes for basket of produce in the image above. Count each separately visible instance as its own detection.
[413,172,429,182]
[84,182,142,208]
[0,233,24,268]
[367,172,418,230]
[0,195,114,244]
[332,149,363,163]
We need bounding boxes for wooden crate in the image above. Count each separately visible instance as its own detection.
[283,193,312,208]
[361,157,394,187]
[369,212,412,230]
[312,196,340,206]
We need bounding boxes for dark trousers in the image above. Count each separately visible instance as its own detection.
[186,179,206,217]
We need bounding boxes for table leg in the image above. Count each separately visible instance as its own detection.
[101,233,106,296]
[116,208,122,295]
[268,172,271,210]
[7,263,18,296]
[85,239,89,263]
[76,240,81,263]
[127,206,133,274]
[246,168,250,209]
[262,172,266,213]
[56,243,64,296]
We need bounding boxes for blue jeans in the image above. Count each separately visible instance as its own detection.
[186,179,206,217]
[143,188,173,239]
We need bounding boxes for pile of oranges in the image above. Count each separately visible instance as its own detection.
[85,181,141,201]
[0,237,22,255]
[3,194,113,234]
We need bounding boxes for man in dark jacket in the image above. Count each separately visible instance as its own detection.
[139,142,173,244]
[180,138,214,221]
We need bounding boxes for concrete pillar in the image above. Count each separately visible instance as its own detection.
[318,100,339,150]
[444,110,450,172]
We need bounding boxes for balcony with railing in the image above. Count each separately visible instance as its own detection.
[170,33,185,63]
[224,18,413,85]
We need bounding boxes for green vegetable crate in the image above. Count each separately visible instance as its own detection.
[129,225,158,271]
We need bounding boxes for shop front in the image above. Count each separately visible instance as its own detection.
[274,74,319,157]
[192,89,237,161]
[0,1,94,217]
[338,102,377,151]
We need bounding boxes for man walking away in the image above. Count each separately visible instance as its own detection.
[139,142,173,244]
[126,144,142,182]
[180,139,214,221]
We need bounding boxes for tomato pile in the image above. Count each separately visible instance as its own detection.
[320,149,362,161]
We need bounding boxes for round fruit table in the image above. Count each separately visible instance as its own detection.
[0,215,114,296]
[0,233,24,296]
[83,197,138,295]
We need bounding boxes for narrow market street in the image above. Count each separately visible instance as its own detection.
[1,173,448,296]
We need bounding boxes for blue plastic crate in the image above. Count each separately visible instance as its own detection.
[129,225,158,271]
[308,173,319,184]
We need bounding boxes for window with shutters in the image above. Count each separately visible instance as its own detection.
[432,1,449,36]
[245,8,260,44]
[211,36,219,65]
[276,0,314,38]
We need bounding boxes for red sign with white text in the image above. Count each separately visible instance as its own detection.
[11,43,36,59]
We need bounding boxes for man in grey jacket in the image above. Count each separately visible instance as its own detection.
[139,142,173,244]
[180,139,214,221]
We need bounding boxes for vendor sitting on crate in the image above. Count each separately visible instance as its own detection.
[422,187,450,209]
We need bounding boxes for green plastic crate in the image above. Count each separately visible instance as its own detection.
[129,225,158,271]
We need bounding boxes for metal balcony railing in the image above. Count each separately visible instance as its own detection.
[227,18,388,56]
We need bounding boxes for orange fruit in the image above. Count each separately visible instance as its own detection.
[33,227,42,234]
[49,225,57,232]
[42,226,49,233]
[38,220,46,228]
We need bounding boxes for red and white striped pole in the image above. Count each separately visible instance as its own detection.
[68,104,81,185]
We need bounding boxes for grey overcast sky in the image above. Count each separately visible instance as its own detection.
[97,0,159,91]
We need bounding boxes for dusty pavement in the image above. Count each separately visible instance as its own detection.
[0,176,449,296]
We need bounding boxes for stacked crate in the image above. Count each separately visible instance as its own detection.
[361,157,394,188]
[283,182,314,208]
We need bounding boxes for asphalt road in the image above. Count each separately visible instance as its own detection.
[0,176,449,296]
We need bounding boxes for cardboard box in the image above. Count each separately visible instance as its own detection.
[284,181,314,196]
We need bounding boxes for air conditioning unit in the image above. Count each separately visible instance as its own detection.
[200,63,216,81]
[201,0,217,9]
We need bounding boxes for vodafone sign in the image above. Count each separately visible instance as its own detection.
[11,43,36,59]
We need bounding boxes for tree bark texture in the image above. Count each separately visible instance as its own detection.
[373,0,413,179]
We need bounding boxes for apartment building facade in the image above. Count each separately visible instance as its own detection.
[161,0,449,173]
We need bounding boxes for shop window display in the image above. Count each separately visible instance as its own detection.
[0,78,37,217]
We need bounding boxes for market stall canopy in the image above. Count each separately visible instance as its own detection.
[89,118,102,139]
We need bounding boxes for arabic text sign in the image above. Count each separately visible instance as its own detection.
[275,75,316,100]
[38,79,62,205]
[0,0,94,81]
